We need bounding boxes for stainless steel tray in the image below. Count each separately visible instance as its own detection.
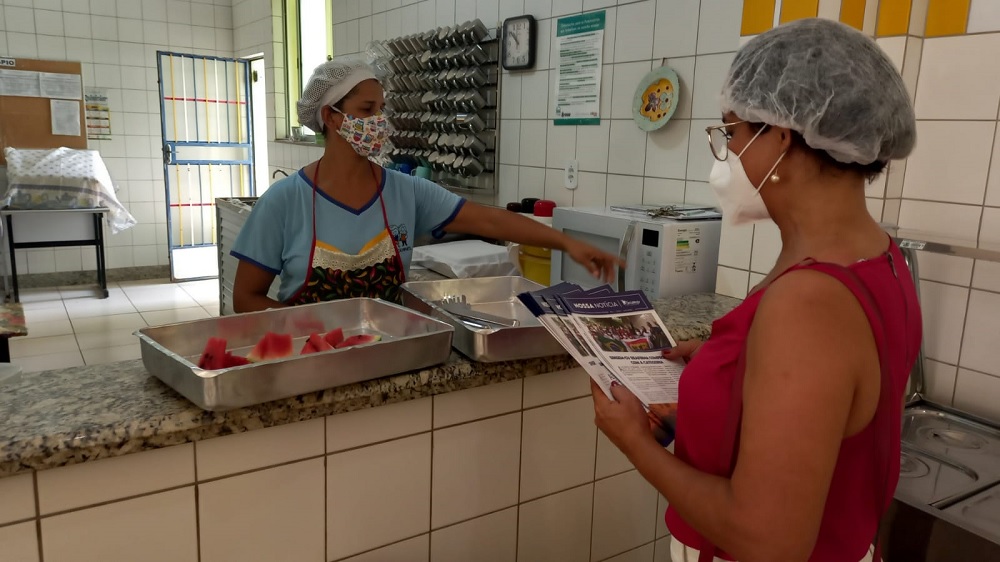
[136,298,454,411]
[400,276,564,362]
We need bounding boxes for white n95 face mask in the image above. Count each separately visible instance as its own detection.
[709,127,785,226]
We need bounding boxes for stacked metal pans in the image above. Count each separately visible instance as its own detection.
[370,19,499,192]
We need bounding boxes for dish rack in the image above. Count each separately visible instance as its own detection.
[368,19,501,193]
[216,197,279,315]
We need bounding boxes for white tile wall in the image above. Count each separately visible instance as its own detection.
[199,459,325,562]
[903,121,995,205]
[520,397,597,501]
[342,535,430,562]
[195,418,325,480]
[918,281,969,366]
[0,522,39,562]
[954,368,1000,421]
[0,472,35,525]
[522,367,591,407]
[591,470,659,561]
[432,413,521,528]
[517,484,594,562]
[959,290,1000,377]
[326,396,432,451]
[696,0,741,55]
[969,0,1000,34]
[429,508,518,562]
[433,379,522,427]
[915,35,1000,120]
[36,443,194,515]
[607,543,656,562]
[614,1,654,63]
[270,0,741,213]
[41,487,198,562]
[327,434,432,559]
[1,0,237,274]
[596,431,634,479]
[923,359,958,405]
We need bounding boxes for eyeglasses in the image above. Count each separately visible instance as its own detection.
[705,120,747,161]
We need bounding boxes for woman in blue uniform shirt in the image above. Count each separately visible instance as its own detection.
[232,60,618,312]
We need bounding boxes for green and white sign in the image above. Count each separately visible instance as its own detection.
[554,11,605,126]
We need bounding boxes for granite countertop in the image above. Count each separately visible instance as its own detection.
[0,302,28,337]
[0,292,741,478]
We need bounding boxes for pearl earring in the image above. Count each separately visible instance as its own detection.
[770,172,780,183]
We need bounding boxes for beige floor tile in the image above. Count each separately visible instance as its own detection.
[10,334,79,359]
[179,279,220,304]
[22,319,74,339]
[81,344,142,365]
[64,297,137,319]
[70,312,148,333]
[23,306,69,324]
[18,288,64,304]
[75,328,143,350]
[59,286,116,300]
[20,299,66,311]
[141,307,211,326]
[118,278,172,288]
[17,350,85,373]
[123,286,199,312]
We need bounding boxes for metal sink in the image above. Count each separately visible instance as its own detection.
[883,403,1000,561]
[896,444,982,507]
[903,408,1000,484]
[879,241,1000,560]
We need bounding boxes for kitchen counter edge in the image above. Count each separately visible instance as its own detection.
[0,292,741,478]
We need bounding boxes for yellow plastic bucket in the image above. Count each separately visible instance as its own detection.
[519,245,551,286]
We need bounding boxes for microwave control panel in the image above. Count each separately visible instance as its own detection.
[639,228,661,297]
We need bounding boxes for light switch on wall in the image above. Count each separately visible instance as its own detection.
[565,159,579,190]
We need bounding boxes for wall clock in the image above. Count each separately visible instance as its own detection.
[502,15,537,71]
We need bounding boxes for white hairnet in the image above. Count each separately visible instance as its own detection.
[297,59,378,132]
[721,18,916,165]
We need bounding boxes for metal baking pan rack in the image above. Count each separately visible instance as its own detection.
[400,276,565,363]
[136,298,454,411]
[369,20,500,193]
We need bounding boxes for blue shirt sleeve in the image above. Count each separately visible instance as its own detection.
[411,176,466,239]
[231,187,286,275]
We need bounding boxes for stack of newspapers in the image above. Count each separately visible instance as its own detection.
[517,283,684,444]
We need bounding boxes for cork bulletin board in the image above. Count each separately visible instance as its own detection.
[0,57,87,165]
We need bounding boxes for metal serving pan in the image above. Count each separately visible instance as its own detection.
[136,298,454,411]
[400,276,564,363]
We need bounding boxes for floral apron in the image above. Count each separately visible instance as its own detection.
[287,162,406,305]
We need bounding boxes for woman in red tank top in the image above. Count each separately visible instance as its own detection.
[591,19,921,562]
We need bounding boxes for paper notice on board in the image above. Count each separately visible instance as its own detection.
[84,87,112,140]
[51,99,81,136]
[40,72,83,100]
[554,11,605,126]
[0,69,41,97]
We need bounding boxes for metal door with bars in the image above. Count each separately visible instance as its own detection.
[157,51,255,281]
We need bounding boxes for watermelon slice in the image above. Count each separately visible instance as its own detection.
[198,337,228,369]
[334,334,382,349]
[247,332,294,362]
[301,332,334,355]
[222,353,250,368]
[323,327,345,348]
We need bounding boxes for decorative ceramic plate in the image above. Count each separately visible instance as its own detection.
[632,66,680,132]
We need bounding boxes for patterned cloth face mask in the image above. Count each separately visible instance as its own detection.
[330,107,391,159]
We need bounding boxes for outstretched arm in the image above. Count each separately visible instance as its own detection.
[445,201,621,282]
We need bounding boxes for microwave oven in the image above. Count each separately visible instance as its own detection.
[550,205,723,299]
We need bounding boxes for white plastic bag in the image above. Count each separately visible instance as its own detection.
[3,147,137,234]
[411,240,520,279]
